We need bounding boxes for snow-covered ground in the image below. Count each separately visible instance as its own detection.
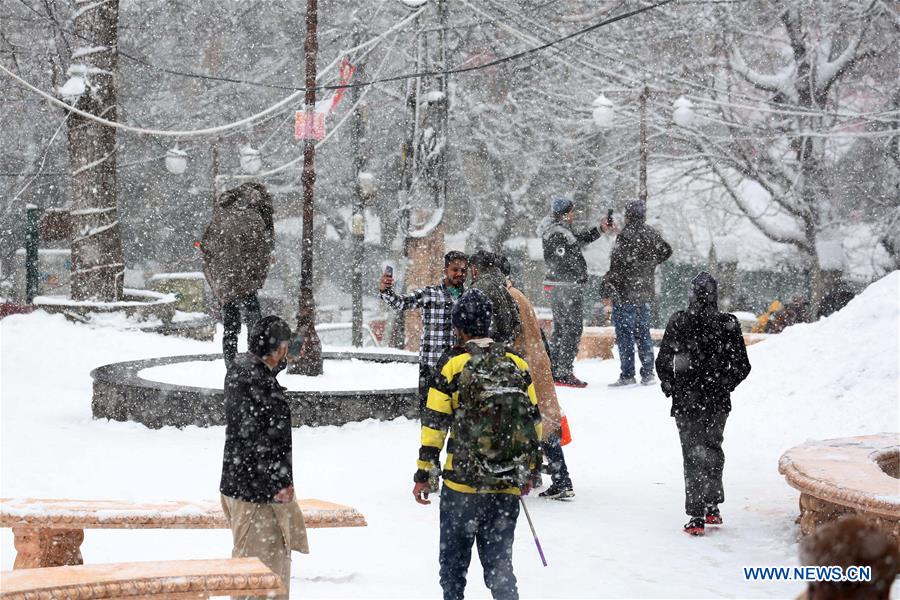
[1,273,898,598]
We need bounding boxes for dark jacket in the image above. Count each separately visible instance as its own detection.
[601,221,672,303]
[201,188,275,302]
[539,216,602,285]
[220,352,293,503]
[472,270,521,344]
[656,273,751,418]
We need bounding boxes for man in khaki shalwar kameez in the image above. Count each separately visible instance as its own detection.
[220,316,309,598]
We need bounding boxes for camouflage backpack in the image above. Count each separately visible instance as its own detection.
[451,342,542,490]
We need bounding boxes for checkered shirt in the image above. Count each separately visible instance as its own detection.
[381,283,458,369]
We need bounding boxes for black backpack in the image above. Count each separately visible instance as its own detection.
[451,342,542,490]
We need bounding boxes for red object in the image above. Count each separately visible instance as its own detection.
[705,514,723,525]
[559,415,572,446]
[684,523,705,536]
[0,303,34,320]
[369,319,386,343]
[328,56,356,114]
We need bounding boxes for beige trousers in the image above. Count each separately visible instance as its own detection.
[221,494,310,600]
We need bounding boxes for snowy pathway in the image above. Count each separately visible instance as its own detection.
[1,273,897,598]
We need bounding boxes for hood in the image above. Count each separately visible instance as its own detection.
[538,215,576,243]
[688,271,719,314]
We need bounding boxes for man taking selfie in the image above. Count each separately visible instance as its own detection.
[380,251,468,413]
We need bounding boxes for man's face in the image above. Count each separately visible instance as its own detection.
[445,260,468,287]
[561,210,575,223]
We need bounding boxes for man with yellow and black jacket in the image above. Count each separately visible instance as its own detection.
[412,289,541,600]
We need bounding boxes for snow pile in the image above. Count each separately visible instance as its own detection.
[734,270,899,440]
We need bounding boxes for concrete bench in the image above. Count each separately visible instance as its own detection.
[0,497,367,570]
[778,434,900,546]
[0,557,283,598]
[576,326,768,360]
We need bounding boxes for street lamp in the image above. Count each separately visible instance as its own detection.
[672,96,695,128]
[592,94,615,128]
[165,146,188,175]
[239,144,262,174]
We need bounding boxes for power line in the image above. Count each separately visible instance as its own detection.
[1,0,677,138]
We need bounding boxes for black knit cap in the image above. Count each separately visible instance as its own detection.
[249,316,292,357]
[451,289,493,338]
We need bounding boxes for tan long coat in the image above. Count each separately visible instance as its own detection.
[507,283,562,440]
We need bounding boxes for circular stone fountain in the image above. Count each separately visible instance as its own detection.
[92,351,419,429]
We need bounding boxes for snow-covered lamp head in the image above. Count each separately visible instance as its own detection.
[358,171,376,199]
[165,146,188,175]
[239,145,262,174]
[592,94,614,128]
[672,96,695,128]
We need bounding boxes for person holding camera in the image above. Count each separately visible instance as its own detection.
[539,196,604,388]
[600,200,672,387]
[220,316,309,598]
[379,251,468,414]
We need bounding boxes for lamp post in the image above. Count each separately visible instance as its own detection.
[290,0,324,375]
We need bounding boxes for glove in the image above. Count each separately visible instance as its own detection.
[660,380,673,398]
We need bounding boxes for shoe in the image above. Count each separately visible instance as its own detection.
[684,517,705,536]
[608,376,637,388]
[554,374,588,388]
[640,374,656,385]
[539,484,575,500]
[705,506,723,525]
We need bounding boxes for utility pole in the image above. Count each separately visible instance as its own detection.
[350,28,368,347]
[638,85,649,204]
[291,0,323,375]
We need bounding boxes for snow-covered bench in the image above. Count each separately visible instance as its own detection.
[778,434,900,545]
[0,497,367,569]
[0,557,283,598]
[576,326,767,360]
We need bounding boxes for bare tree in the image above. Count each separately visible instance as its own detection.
[64,0,124,300]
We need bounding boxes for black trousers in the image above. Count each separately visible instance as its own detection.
[418,363,433,416]
[675,411,727,517]
[222,293,262,365]
[547,284,584,379]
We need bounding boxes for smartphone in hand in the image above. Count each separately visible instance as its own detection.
[606,209,614,228]
[384,265,393,277]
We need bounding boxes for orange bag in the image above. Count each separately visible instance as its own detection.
[560,414,572,446]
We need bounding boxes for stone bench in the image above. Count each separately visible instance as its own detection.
[778,434,900,546]
[0,497,367,570]
[0,557,283,598]
[576,326,767,360]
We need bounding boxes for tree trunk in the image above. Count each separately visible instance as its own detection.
[67,0,124,301]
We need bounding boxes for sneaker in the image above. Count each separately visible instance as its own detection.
[640,374,656,385]
[684,517,705,536]
[539,484,575,500]
[705,506,723,525]
[554,374,588,388]
[608,376,637,388]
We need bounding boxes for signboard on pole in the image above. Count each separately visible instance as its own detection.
[295,110,326,140]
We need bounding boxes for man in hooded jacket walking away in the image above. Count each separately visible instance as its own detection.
[601,200,672,386]
[539,196,604,388]
[201,182,275,365]
[656,272,751,536]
